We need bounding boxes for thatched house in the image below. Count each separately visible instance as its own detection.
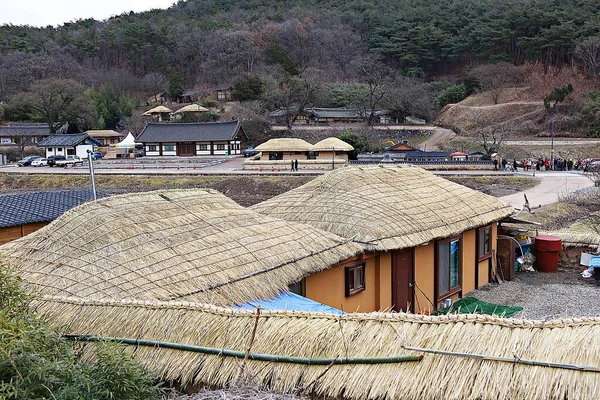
[253,138,312,160]
[0,189,363,306]
[252,165,514,312]
[84,130,123,146]
[310,137,354,163]
[1,184,599,399]
[137,120,246,157]
[141,105,173,121]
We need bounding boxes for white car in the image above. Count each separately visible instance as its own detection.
[31,158,48,167]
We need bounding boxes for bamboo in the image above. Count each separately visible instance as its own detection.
[63,335,423,365]
[402,345,600,373]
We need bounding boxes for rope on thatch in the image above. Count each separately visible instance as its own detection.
[403,346,600,373]
[162,237,357,301]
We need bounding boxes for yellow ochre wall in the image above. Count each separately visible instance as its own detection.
[413,244,435,314]
[305,222,500,314]
[305,253,391,313]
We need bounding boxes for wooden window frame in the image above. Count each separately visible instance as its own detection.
[288,279,305,296]
[148,145,157,152]
[437,236,461,300]
[345,262,366,297]
[216,143,226,151]
[477,225,492,261]
[198,144,208,151]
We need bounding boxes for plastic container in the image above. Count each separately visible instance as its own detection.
[534,235,562,272]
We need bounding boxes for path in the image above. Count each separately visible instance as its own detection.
[499,170,596,210]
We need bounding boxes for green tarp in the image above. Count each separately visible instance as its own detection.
[433,297,523,317]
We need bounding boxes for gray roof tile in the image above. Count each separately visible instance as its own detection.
[136,120,246,143]
[0,190,108,228]
[37,134,101,147]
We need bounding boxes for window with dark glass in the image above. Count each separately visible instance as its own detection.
[148,145,157,152]
[198,144,208,151]
[216,144,225,150]
[345,263,366,296]
[438,237,461,297]
[288,280,305,296]
[478,226,491,260]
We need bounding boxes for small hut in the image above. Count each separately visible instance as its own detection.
[142,105,172,121]
[173,104,209,120]
[254,138,312,161]
[450,151,468,161]
[310,137,354,163]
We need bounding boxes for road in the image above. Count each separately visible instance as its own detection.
[499,170,596,211]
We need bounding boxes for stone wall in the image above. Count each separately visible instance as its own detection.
[558,246,597,268]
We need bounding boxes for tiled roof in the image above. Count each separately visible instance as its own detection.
[136,120,245,143]
[214,83,233,91]
[37,134,101,147]
[0,125,52,137]
[0,190,107,228]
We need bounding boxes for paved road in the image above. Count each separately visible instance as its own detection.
[500,170,596,211]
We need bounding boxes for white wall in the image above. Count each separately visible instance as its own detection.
[76,145,94,158]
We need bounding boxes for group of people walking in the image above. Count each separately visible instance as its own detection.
[494,156,585,172]
[290,159,299,171]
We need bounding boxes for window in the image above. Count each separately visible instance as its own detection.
[57,148,63,152]
[148,145,157,152]
[216,144,225,150]
[288,280,305,296]
[438,237,461,297]
[345,263,366,296]
[478,226,491,260]
[48,148,53,152]
[164,145,175,152]
[198,144,208,151]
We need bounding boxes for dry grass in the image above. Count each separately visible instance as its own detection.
[255,138,313,152]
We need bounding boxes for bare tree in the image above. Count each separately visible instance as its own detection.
[477,122,514,156]
[353,56,393,125]
[142,73,168,103]
[469,62,519,104]
[575,37,600,89]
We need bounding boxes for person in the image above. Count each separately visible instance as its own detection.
[493,158,498,171]
[513,159,518,172]
[501,158,507,171]
[291,159,295,171]
[294,159,298,172]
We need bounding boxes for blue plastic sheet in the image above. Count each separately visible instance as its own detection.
[234,292,345,315]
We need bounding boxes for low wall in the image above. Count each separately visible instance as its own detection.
[244,158,348,171]
[559,246,598,268]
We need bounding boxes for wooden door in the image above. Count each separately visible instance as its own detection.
[177,143,195,156]
[392,249,414,312]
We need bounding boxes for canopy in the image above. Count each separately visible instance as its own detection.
[112,132,141,149]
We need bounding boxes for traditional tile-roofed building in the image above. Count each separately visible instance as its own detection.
[0,189,107,244]
[0,122,66,146]
[357,143,449,163]
[214,83,233,101]
[137,120,247,156]
[37,134,101,158]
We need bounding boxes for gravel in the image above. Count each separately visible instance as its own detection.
[468,267,600,320]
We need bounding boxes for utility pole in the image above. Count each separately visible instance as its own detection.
[550,119,555,170]
[332,146,335,170]
[87,150,97,200]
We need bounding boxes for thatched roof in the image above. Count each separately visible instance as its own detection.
[142,105,172,115]
[251,165,515,251]
[310,137,354,152]
[255,138,313,152]
[539,230,600,248]
[0,189,363,306]
[174,104,209,114]
[84,130,122,137]
[33,297,600,399]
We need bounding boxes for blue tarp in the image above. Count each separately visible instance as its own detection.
[234,292,345,315]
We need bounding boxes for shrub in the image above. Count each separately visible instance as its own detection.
[0,266,163,400]
[435,84,468,109]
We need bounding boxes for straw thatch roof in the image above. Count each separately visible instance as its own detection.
[142,105,172,115]
[33,296,600,400]
[174,104,209,114]
[539,230,600,248]
[255,138,313,152]
[310,137,354,152]
[251,165,515,251]
[0,189,363,306]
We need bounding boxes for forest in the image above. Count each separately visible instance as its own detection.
[1,0,600,135]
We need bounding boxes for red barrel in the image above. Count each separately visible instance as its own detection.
[534,235,562,272]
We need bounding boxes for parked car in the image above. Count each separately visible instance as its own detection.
[16,155,41,166]
[243,147,259,157]
[31,158,48,167]
[91,152,103,160]
[47,155,65,167]
[59,155,84,167]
